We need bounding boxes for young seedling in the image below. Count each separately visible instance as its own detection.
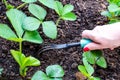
[31,65,64,80]
[38,0,77,26]
[78,50,107,80]
[83,50,107,68]
[0,9,42,77]
[101,0,120,23]
[5,9,43,52]
[2,0,15,10]
[11,50,40,77]
[23,4,57,39]
[78,57,100,80]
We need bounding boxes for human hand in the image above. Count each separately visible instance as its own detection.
[82,22,120,51]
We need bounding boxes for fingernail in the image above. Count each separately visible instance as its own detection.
[83,47,90,52]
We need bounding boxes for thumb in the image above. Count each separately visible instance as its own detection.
[83,42,103,51]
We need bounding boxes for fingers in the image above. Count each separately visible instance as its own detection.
[83,42,103,51]
[82,30,101,43]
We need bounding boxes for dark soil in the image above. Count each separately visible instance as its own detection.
[0,0,120,80]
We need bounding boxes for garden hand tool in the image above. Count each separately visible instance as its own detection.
[38,38,92,55]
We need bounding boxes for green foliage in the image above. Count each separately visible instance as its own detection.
[38,0,77,21]
[0,9,42,77]
[42,21,57,39]
[28,4,47,21]
[78,50,107,80]
[32,65,64,80]
[78,58,101,80]
[6,9,26,37]
[23,17,41,31]
[2,0,14,10]
[54,1,76,21]
[83,50,107,68]
[11,50,40,77]
[101,0,120,23]
[23,4,57,39]
[22,0,37,3]
[0,24,17,41]
[83,58,94,76]
[107,0,120,5]
[23,31,43,44]
[4,9,43,44]
[38,0,55,9]
[0,68,3,75]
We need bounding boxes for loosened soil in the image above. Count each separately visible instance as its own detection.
[0,0,120,80]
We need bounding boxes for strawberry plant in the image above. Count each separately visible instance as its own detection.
[101,0,120,23]
[23,4,57,39]
[78,50,107,80]
[31,65,64,80]
[78,58,100,80]
[5,9,43,52]
[11,50,40,77]
[38,0,77,26]
[0,9,42,77]
[0,0,77,78]
[83,50,107,68]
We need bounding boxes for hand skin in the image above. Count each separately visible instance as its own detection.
[82,22,120,51]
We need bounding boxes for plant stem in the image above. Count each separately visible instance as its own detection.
[3,0,7,6]
[16,3,27,9]
[56,17,61,26]
[19,41,22,53]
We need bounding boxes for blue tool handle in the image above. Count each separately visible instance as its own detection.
[80,38,93,48]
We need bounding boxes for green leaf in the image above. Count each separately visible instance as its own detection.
[83,58,94,76]
[32,71,49,80]
[108,4,120,12]
[54,1,64,15]
[62,4,74,15]
[22,0,37,3]
[20,67,28,77]
[46,65,64,77]
[83,51,95,64]
[89,76,94,80]
[96,57,107,68]
[109,19,120,24]
[23,17,41,31]
[83,50,103,64]
[91,50,102,57]
[23,56,40,67]
[23,31,43,44]
[50,78,62,80]
[93,77,101,80]
[62,12,77,21]
[10,50,25,67]
[38,0,55,9]
[101,11,112,18]
[6,9,26,37]
[8,38,23,42]
[0,24,17,41]
[29,4,47,21]
[78,65,90,77]
[42,21,57,39]
[0,68,3,75]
